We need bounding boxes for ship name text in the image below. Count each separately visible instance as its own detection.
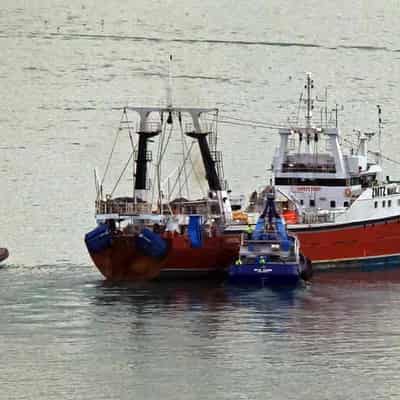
[372,185,400,198]
[291,186,321,193]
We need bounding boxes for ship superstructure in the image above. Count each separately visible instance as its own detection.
[274,74,384,220]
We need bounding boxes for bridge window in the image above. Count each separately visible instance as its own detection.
[388,200,392,207]
[382,200,386,208]
[374,201,378,208]
[344,201,349,207]
[330,200,336,208]
[309,199,315,207]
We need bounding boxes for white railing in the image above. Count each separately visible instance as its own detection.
[301,210,336,224]
[96,200,152,215]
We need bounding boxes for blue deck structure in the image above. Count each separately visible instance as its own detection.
[228,262,304,287]
[228,187,312,287]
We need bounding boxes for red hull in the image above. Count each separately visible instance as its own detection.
[291,216,400,267]
[89,233,241,281]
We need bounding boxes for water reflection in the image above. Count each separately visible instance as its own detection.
[2,265,400,400]
[93,279,301,310]
[89,268,400,345]
[314,268,400,285]
[90,279,308,341]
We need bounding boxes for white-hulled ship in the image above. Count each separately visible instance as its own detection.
[228,74,400,270]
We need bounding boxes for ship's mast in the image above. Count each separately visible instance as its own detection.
[305,73,314,130]
[166,54,173,108]
[134,114,161,201]
[185,111,232,222]
[377,104,383,166]
[185,119,222,192]
[304,73,314,153]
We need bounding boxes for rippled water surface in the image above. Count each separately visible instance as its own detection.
[2,1,400,399]
[2,266,400,399]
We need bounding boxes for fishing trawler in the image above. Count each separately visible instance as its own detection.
[85,102,240,281]
[229,74,400,270]
[228,188,312,286]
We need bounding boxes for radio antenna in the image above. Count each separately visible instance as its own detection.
[166,54,173,108]
[377,105,382,164]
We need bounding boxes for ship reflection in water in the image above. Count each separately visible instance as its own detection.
[94,280,302,336]
[2,265,400,399]
[91,269,400,399]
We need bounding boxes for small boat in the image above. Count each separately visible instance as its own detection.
[228,188,312,287]
[0,248,9,263]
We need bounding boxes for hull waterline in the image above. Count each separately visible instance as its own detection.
[228,263,303,287]
[290,216,400,270]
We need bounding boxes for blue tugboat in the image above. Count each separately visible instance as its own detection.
[228,187,312,287]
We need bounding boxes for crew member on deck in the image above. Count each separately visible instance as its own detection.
[246,224,254,240]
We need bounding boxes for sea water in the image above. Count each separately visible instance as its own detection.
[1,1,400,398]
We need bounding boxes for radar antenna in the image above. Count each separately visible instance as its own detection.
[304,73,314,129]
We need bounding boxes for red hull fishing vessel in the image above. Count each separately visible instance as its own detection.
[85,103,240,281]
[228,74,400,270]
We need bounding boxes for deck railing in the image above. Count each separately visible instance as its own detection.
[301,211,336,224]
[96,200,152,215]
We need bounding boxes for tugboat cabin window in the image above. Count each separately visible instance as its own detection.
[382,200,386,208]
[388,200,392,207]
[330,200,336,208]
[309,199,315,207]
[344,201,349,207]
[374,201,378,208]
[300,199,304,205]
